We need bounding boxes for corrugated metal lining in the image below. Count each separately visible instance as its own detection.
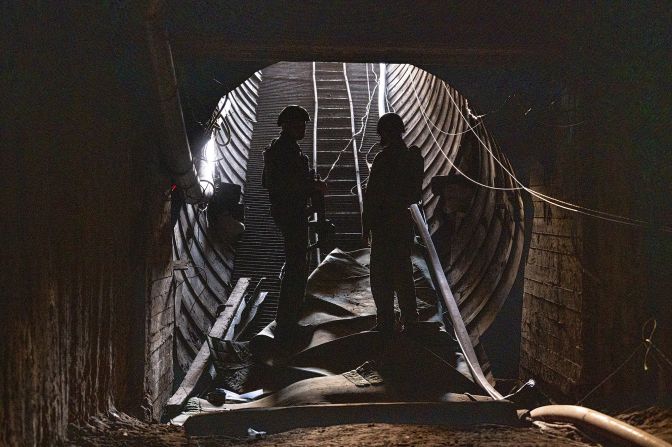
[172,74,261,373]
[171,62,524,378]
[229,62,318,338]
[386,64,524,341]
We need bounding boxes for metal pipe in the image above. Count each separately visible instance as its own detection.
[409,204,503,400]
[146,1,203,203]
[530,405,672,447]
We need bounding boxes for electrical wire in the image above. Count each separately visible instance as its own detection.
[350,142,381,196]
[409,75,521,192]
[193,94,233,164]
[349,64,384,195]
[322,64,379,181]
[341,63,381,195]
[343,62,365,214]
[437,79,672,232]
[362,62,373,149]
[206,91,230,133]
[401,64,671,233]
[214,118,232,146]
[356,63,379,164]
[410,74,484,137]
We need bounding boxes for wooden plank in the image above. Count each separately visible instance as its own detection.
[166,277,250,412]
[224,291,268,341]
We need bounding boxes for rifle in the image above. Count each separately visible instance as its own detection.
[307,182,335,253]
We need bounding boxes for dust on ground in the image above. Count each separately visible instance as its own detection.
[66,407,672,446]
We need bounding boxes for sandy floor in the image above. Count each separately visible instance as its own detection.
[66,407,672,446]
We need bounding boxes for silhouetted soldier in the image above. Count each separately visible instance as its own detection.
[263,105,326,345]
[362,113,423,334]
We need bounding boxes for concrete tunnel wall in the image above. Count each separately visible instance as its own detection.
[2,2,670,445]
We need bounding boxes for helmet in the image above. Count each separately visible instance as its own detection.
[277,105,310,126]
[377,112,405,135]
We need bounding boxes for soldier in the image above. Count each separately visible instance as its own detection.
[362,112,423,334]
[263,105,326,346]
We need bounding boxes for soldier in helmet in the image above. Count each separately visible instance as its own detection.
[263,105,326,346]
[362,112,424,334]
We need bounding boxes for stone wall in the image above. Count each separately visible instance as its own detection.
[0,3,177,444]
[521,165,585,398]
[520,79,672,406]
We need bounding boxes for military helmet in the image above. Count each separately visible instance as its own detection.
[377,112,405,135]
[277,105,311,126]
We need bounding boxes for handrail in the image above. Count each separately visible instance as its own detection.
[343,63,364,217]
[409,204,503,400]
[312,62,321,263]
[312,62,319,174]
[378,63,387,117]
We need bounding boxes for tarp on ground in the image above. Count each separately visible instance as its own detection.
[171,247,485,425]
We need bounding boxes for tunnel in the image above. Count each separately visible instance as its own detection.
[3,2,671,445]
[172,62,524,388]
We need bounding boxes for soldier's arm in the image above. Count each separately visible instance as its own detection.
[411,147,424,203]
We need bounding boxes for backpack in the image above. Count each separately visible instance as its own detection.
[392,145,423,206]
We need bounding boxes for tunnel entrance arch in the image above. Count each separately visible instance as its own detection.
[164,60,525,417]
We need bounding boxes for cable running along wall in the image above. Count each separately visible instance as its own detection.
[172,73,261,373]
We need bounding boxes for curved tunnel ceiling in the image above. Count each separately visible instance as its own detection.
[171,62,524,375]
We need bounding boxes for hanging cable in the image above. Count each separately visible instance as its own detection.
[404,66,670,232]
[193,92,233,163]
[409,76,522,192]
[437,79,672,232]
[361,64,666,233]
[343,63,364,215]
[356,63,379,163]
[322,64,378,181]
[410,71,484,137]
[213,118,232,147]
[350,142,381,196]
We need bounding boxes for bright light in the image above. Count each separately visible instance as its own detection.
[199,137,216,197]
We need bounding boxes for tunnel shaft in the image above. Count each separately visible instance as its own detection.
[171,62,524,388]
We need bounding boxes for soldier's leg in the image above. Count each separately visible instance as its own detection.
[393,238,418,325]
[276,218,309,340]
[370,233,395,331]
